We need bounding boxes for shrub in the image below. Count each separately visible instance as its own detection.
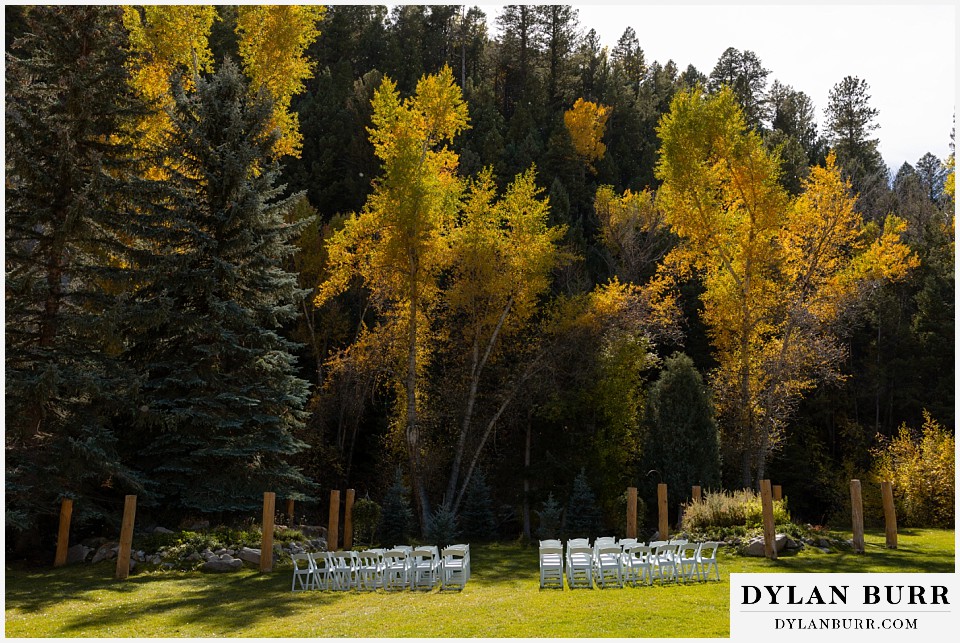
[681,489,790,531]
[536,493,563,540]
[565,470,601,538]
[379,467,413,545]
[425,504,460,549]
[872,411,955,527]
[459,472,495,540]
[352,497,381,546]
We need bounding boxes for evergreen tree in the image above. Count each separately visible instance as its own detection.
[379,468,414,545]
[459,471,496,540]
[641,353,721,506]
[535,492,563,540]
[425,504,460,549]
[5,6,146,532]
[565,469,602,537]
[131,59,313,514]
[824,75,889,217]
[708,47,770,131]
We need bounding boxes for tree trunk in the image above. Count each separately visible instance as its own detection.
[522,417,532,540]
[406,283,429,533]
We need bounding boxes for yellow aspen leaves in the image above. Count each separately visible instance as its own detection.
[122,6,216,153]
[236,5,326,158]
[564,98,610,169]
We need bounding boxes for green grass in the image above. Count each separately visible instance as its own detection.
[4,528,953,638]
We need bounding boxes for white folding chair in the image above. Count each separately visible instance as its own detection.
[539,544,564,589]
[409,547,439,590]
[309,552,334,590]
[330,551,359,590]
[382,549,409,590]
[623,543,653,586]
[678,542,702,582]
[356,550,383,590]
[652,542,680,583]
[566,545,594,589]
[291,553,315,592]
[441,546,469,590]
[697,541,721,581]
[594,544,623,588]
[449,543,471,582]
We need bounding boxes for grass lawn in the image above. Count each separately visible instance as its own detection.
[4,528,953,638]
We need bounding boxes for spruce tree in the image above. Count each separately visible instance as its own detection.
[379,467,413,545]
[458,471,495,541]
[535,493,563,540]
[565,469,601,538]
[130,59,313,514]
[5,6,146,532]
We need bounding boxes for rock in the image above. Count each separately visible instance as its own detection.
[784,537,801,550]
[238,547,261,566]
[774,533,788,553]
[201,558,243,573]
[203,551,218,562]
[817,547,831,554]
[215,549,227,555]
[91,543,119,564]
[289,543,304,555]
[818,538,832,548]
[153,526,175,534]
[66,544,92,565]
[127,559,137,573]
[184,552,202,562]
[743,537,766,557]
[219,553,234,561]
[149,555,162,565]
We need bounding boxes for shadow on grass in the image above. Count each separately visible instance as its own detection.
[5,563,353,635]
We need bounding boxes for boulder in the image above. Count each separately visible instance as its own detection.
[66,544,92,565]
[238,547,261,566]
[201,558,243,573]
[153,526,175,534]
[743,537,766,557]
[774,533,788,553]
[91,543,119,564]
[184,552,202,562]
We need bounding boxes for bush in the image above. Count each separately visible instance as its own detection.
[872,411,955,527]
[379,467,413,545]
[681,489,790,531]
[565,470,601,538]
[352,497,381,546]
[536,493,563,540]
[425,504,460,549]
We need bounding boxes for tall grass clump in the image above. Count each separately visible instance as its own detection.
[682,489,790,531]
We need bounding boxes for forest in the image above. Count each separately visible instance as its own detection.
[4,5,955,553]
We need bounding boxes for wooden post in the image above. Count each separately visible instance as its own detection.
[760,480,777,560]
[54,498,73,567]
[881,481,897,549]
[343,489,355,550]
[286,498,295,527]
[115,495,137,580]
[850,479,865,553]
[328,490,340,551]
[692,485,702,503]
[261,492,276,572]
[773,485,782,502]
[626,487,638,538]
[657,483,668,539]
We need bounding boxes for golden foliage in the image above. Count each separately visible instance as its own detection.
[656,88,918,481]
[236,5,325,158]
[563,98,610,168]
[122,6,216,152]
[872,412,955,527]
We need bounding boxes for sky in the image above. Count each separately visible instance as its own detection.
[476,2,957,174]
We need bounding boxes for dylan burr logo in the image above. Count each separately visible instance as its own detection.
[730,573,956,640]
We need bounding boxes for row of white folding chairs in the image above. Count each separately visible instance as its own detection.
[292,544,470,592]
[538,538,720,589]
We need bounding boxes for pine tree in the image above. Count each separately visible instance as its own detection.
[5,6,146,532]
[458,471,496,540]
[565,469,601,537]
[379,468,414,545]
[130,59,313,514]
[425,505,460,549]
